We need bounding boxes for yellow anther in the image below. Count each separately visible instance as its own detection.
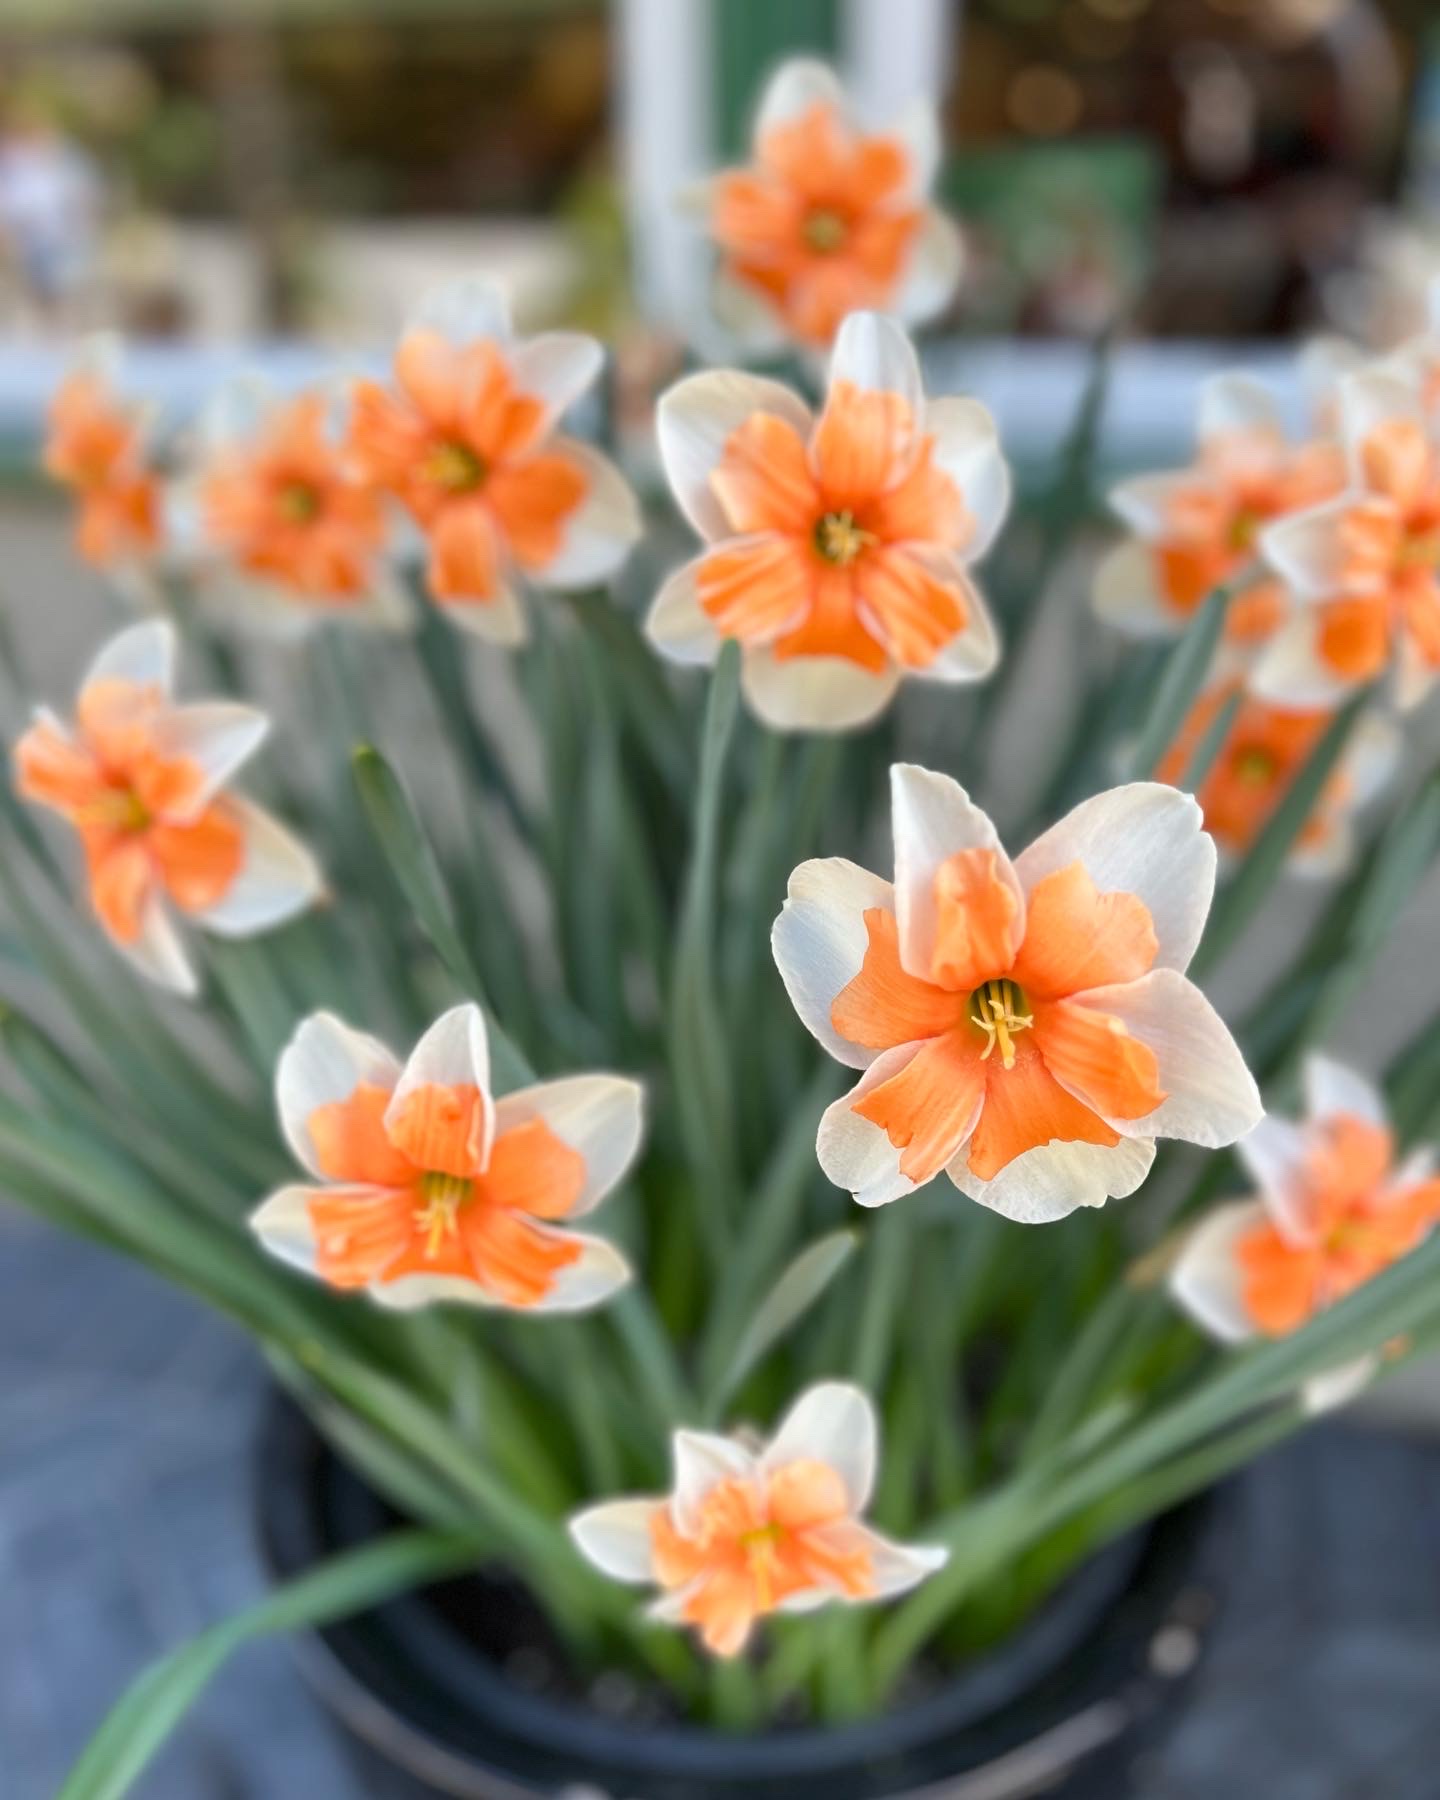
[413,1171,471,1259]
[802,208,848,254]
[969,978,1034,1070]
[427,442,488,494]
[277,481,321,524]
[813,509,875,567]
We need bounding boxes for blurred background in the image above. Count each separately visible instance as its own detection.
[6,1,1440,1796]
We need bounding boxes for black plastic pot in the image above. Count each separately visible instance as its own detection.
[257,1392,1225,1800]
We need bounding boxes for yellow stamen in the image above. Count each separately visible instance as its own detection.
[277,481,321,524]
[77,788,150,832]
[427,442,487,494]
[802,208,848,254]
[413,1170,471,1258]
[813,509,875,567]
[740,1523,783,1609]
[1397,529,1440,570]
[1233,746,1278,787]
[1228,507,1262,551]
[969,978,1033,1070]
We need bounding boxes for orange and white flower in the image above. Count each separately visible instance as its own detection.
[1156,682,1398,877]
[569,1381,945,1657]
[252,1004,638,1312]
[348,277,641,641]
[1171,1055,1440,1411]
[1096,373,1342,652]
[13,620,321,994]
[699,59,962,354]
[178,376,406,634]
[773,764,1260,1223]
[44,335,163,590]
[1256,365,1440,709]
[650,312,1005,731]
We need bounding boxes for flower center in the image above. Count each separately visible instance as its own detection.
[813,509,874,567]
[968,978,1033,1070]
[80,786,151,832]
[802,207,849,254]
[1396,527,1440,571]
[276,480,321,525]
[427,441,488,494]
[413,1170,472,1258]
[1228,506,1263,551]
[1232,746,1278,787]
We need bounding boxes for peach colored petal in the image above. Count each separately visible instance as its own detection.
[930,846,1022,992]
[386,1081,490,1178]
[696,537,812,645]
[965,1035,1120,1182]
[486,451,588,568]
[1034,999,1165,1123]
[709,413,820,537]
[852,1027,987,1184]
[812,380,916,508]
[830,906,968,1051]
[1010,861,1159,1000]
[309,1082,416,1188]
[477,1117,586,1221]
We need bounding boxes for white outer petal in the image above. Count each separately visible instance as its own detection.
[190,797,324,937]
[895,209,965,328]
[1169,1199,1265,1344]
[146,702,269,822]
[1249,611,1355,708]
[860,1527,950,1598]
[671,1431,756,1536]
[657,371,814,543]
[754,58,848,139]
[532,441,641,589]
[1303,1053,1387,1129]
[506,332,603,433]
[250,1182,327,1277]
[1093,540,1179,639]
[771,857,896,1069]
[1074,969,1262,1147]
[646,556,722,667]
[1259,496,1373,601]
[890,762,1021,982]
[1338,365,1425,482]
[741,646,899,733]
[82,618,177,698]
[1014,783,1215,975]
[924,397,1011,564]
[920,560,1001,683]
[948,1134,1156,1224]
[890,95,942,193]
[439,579,529,647]
[816,1045,931,1208]
[115,886,197,996]
[1198,372,1283,446]
[387,1003,495,1168]
[409,274,512,345]
[1235,1114,1316,1245]
[275,1011,402,1179]
[491,1074,645,1218]
[1302,1356,1379,1415]
[827,312,924,426]
[1107,471,1193,536]
[568,1497,660,1583]
[762,1381,877,1513]
[518,1230,633,1313]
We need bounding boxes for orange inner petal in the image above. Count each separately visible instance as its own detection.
[486,452,587,568]
[1033,998,1165,1123]
[696,537,811,645]
[477,1117,585,1220]
[929,847,1022,992]
[965,1034,1120,1181]
[309,1081,416,1188]
[812,381,916,508]
[1011,861,1159,1000]
[831,906,969,1051]
[855,548,968,670]
[148,803,245,914]
[853,1029,987,1183]
[710,414,819,538]
[386,1081,489,1179]
[1317,594,1391,680]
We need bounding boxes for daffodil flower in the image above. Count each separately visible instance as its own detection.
[569,1381,946,1657]
[13,620,322,994]
[1097,372,1342,652]
[1256,364,1440,708]
[1171,1055,1440,1412]
[773,764,1261,1223]
[171,375,407,635]
[251,1004,639,1312]
[44,335,163,595]
[348,276,641,640]
[649,311,1006,731]
[695,59,962,356]
[1155,681,1398,877]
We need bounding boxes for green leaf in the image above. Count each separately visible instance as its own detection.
[1126,578,1236,781]
[1177,681,1242,792]
[710,1228,857,1413]
[1190,689,1370,981]
[58,1527,486,1800]
[351,744,533,1092]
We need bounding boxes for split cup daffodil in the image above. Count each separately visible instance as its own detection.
[182,377,406,632]
[44,335,163,591]
[251,1004,639,1311]
[569,1381,946,1657]
[697,58,963,356]
[1256,364,1440,708]
[650,311,1006,731]
[1097,372,1342,651]
[12,620,322,994]
[348,276,641,640]
[773,764,1261,1222]
[1171,1055,1440,1411]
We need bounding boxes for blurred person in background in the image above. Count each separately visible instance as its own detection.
[0,87,100,332]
